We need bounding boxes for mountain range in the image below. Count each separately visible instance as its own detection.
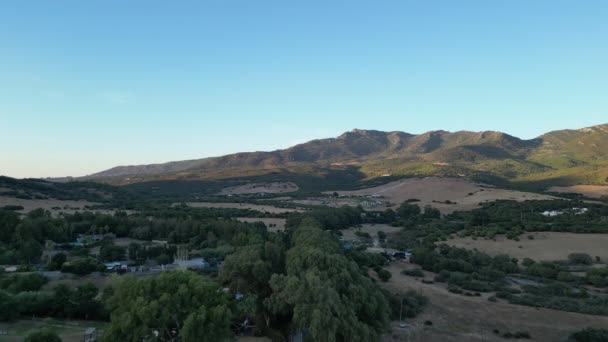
[85,124,608,190]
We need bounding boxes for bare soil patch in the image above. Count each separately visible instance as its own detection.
[236,217,287,232]
[446,232,608,262]
[183,202,303,213]
[380,263,608,342]
[549,185,608,198]
[329,177,554,214]
[219,182,299,195]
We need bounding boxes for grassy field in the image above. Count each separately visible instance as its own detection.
[380,263,608,342]
[548,185,608,198]
[446,232,608,262]
[329,177,554,214]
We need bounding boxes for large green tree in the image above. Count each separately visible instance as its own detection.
[265,225,390,342]
[102,271,232,342]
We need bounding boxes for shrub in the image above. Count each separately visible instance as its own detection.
[568,253,593,265]
[402,268,424,277]
[0,273,47,293]
[569,328,608,342]
[376,269,392,282]
[24,329,62,342]
[61,257,105,275]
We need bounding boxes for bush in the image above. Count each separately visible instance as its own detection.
[24,329,62,342]
[568,253,593,265]
[376,269,392,282]
[2,205,24,211]
[355,231,372,239]
[402,268,424,277]
[0,273,47,293]
[49,253,67,270]
[61,257,105,275]
[569,328,608,342]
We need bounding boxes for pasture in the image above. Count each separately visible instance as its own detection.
[446,232,608,262]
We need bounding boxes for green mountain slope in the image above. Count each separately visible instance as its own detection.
[84,124,608,190]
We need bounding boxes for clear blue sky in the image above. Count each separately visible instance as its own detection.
[1,0,607,178]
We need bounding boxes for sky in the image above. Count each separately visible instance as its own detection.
[1,0,607,178]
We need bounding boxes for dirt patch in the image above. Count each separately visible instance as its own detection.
[328,177,554,214]
[236,217,287,232]
[219,182,299,195]
[446,232,608,262]
[549,185,608,198]
[183,202,303,213]
[380,263,608,342]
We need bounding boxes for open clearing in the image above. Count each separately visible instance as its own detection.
[219,182,299,195]
[183,202,304,213]
[549,185,608,198]
[329,177,555,214]
[380,263,608,342]
[446,232,608,262]
[236,217,287,232]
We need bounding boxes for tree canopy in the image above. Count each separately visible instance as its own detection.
[102,271,232,342]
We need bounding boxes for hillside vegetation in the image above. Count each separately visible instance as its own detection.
[73,124,608,192]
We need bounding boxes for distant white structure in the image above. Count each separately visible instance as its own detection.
[542,208,588,217]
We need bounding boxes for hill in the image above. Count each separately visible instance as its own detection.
[83,124,608,191]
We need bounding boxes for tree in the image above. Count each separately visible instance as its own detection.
[181,305,232,342]
[0,209,19,243]
[397,203,420,219]
[266,226,390,342]
[17,239,43,264]
[98,244,126,262]
[24,329,62,342]
[0,290,17,321]
[103,271,232,342]
[49,253,67,270]
[422,206,441,219]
